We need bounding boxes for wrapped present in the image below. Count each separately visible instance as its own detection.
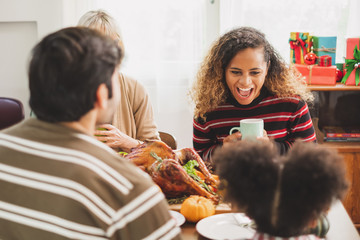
[307,36,313,52]
[343,68,358,86]
[294,64,337,85]
[335,63,344,82]
[335,63,344,71]
[342,38,360,86]
[346,38,360,59]
[319,55,332,67]
[289,32,311,64]
[312,36,336,65]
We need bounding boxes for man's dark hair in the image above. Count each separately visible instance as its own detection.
[29,27,123,122]
[214,140,348,237]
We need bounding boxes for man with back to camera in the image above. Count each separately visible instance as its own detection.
[0,27,181,240]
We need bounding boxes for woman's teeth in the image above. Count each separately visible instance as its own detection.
[237,87,252,97]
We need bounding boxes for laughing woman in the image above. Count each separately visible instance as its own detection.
[190,27,316,167]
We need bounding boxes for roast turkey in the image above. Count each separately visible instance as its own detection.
[125,140,219,203]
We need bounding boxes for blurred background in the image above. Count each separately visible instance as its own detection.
[0,0,358,148]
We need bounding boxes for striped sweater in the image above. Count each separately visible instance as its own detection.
[193,87,316,164]
[0,119,180,240]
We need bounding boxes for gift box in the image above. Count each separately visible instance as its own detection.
[294,64,337,85]
[319,55,332,67]
[335,63,344,82]
[312,36,336,65]
[289,32,311,64]
[342,38,360,86]
[346,38,360,59]
[343,68,358,86]
[335,63,344,71]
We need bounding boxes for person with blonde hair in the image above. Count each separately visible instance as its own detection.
[190,27,316,166]
[78,10,160,153]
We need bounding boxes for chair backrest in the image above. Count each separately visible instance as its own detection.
[159,131,177,150]
[0,97,25,130]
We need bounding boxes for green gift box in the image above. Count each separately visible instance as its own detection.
[313,36,337,65]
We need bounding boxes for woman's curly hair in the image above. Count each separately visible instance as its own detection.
[190,27,313,120]
[214,141,348,237]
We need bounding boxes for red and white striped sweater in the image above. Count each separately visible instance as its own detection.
[193,87,316,164]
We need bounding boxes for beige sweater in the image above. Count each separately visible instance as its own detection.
[112,73,160,141]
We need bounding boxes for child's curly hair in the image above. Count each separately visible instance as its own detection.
[190,27,313,120]
[214,141,348,237]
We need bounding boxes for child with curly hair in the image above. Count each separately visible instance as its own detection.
[214,141,348,239]
[190,27,316,167]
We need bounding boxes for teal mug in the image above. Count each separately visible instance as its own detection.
[308,214,330,238]
[229,119,264,140]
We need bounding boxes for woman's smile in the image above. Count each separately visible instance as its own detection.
[237,87,253,98]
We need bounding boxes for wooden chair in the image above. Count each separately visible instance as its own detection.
[0,97,24,130]
[159,131,177,150]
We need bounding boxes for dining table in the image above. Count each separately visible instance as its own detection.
[176,201,360,240]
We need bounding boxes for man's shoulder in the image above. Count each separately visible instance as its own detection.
[67,132,153,183]
[1,120,152,195]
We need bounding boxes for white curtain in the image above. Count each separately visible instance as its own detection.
[87,0,206,148]
[219,0,357,64]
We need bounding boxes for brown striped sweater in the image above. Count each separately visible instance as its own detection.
[0,118,180,240]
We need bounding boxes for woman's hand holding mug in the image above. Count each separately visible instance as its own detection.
[224,119,269,146]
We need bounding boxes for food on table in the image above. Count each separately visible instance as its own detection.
[95,127,108,137]
[180,195,215,222]
[118,151,128,157]
[125,140,219,203]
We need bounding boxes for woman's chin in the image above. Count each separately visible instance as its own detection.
[235,93,255,105]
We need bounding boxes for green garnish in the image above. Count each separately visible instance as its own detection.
[150,152,162,162]
[183,160,199,179]
[167,195,189,205]
[183,160,215,194]
[150,152,163,170]
[118,151,128,157]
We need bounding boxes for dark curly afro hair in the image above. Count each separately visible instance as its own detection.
[213,140,348,237]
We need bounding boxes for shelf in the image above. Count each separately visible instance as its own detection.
[319,141,360,152]
[307,83,360,91]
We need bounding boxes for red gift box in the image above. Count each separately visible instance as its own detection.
[343,38,360,86]
[346,38,360,59]
[319,55,332,67]
[294,64,337,85]
[343,67,358,86]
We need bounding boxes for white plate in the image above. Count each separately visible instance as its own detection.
[196,213,255,240]
[169,210,186,227]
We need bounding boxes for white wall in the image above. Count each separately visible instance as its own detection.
[0,0,92,117]
[0,0,65,117]
[0,21,37,117]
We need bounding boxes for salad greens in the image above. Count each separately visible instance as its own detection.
[183,160,215,194]
[149,154,215,195]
